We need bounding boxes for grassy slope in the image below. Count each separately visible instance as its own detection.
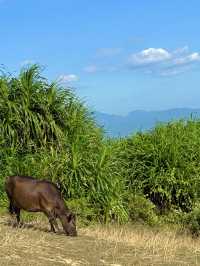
[0,213,200,265]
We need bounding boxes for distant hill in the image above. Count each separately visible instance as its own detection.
[94,108,200,137]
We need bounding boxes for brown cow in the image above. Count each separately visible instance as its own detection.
[5,175,77,236]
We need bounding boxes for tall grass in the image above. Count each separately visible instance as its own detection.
[1,64,200,225]
[116,120,200,212]
[0,65,127,222]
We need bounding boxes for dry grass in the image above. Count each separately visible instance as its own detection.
[83,224,200,265]
[0,214,200,265]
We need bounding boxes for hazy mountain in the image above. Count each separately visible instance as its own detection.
[94,108,200,137]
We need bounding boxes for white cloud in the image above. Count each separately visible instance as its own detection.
[59,74,79,83]
[84,46,200,77]
[160,52,200,76]
[126,47,200,76]
[174,52,200,65]
[173,45,189,55]
[128,48,171,66]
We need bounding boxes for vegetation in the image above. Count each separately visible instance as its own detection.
[1,65,200,234]
[1,216,200,265]
[0,65,126,223]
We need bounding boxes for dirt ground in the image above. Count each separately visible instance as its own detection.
[0,214,200,266]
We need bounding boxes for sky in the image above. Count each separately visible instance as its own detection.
[0,1,200,115]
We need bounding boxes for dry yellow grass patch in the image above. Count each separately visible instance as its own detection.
[0,215,200,265]
[82,224,200,265]
[0,215,126,265]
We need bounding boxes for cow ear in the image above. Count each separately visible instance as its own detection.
[66,213,73,222]
[67,213,76,222]
[72,213,76,221]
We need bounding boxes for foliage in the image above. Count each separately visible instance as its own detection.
[128,194,158,226]
[117,121,200,212]
[184,204,200,236]
[66,198,96,225]
[1,64,200,228]
[0,65,127,223]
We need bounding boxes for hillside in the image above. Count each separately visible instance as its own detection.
[94,108,200,137]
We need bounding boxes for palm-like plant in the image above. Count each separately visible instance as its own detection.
[0,65,128,222]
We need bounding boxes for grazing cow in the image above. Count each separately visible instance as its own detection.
[5,175,77,236]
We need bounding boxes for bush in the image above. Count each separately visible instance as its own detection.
[66,198,96,225]
[184,204,200,236]
[117,121,200,212]
[2,64,200,225]
[0,65,127,223]
[158,208,187,226]
[128,194,158,226]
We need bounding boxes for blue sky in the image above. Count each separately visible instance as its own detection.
[1,1,200,115]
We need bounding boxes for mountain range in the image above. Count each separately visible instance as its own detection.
[94,108,200,137]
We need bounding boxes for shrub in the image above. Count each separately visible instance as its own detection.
[66,198,96,225]
[184,204,200,236]
[117,121,200,212]
[2,64,200,225]
[128,194,158,226]
[0,65,127,223]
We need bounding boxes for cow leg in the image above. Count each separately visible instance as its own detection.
[52,218,60,232]
[8,200,19,226]
[48,212,60,231]
[49,216,56,233]
[8,198,16,217]
[8,201,15,226]
[9,205,21,227]
[49,217,60,233]
[8,198,14,215]
[9,201,14,215]
[14,207,21,225]
[45,212,58,233]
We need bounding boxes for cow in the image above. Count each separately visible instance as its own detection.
[5,175,77,236]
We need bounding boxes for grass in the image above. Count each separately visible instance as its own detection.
[1,212,200,265]
[83,224,200,265]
